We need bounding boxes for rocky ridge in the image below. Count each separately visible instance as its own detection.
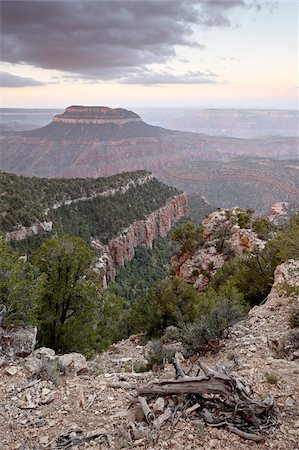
[5,172,153,242]
[172,207,265,291]
[0,259,298,449]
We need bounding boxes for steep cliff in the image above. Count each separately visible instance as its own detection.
[91,193,188,287]
[108,193,188,267]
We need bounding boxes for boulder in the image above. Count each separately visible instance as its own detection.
[24,356,43,375]
[32,347,56,359]
[58,353,88,375]
[0,326,37,357]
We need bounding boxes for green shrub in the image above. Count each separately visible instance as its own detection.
[237,212,251,229]
[32,235,99,354]
[252,218,274,240]
[182,282,248,355]
[170,222,204,255]
[0,237,44,327]
[145,340,175,370]
[131,277,207,338]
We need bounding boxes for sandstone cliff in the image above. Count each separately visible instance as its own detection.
[93,193,188,286]
[108,193,188,267]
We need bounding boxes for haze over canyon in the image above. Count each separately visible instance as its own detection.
[1,105,298,213]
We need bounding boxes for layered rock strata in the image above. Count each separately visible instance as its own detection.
[53,105,142,125]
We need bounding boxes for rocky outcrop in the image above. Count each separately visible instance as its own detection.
[172,208,266,291]
[108,193,188,267]
[6,221,53,242]
[0,326,37,357]
[268,201,299,225]
[92,240,116,288]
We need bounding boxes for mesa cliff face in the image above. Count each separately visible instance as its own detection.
[53,105,142,125]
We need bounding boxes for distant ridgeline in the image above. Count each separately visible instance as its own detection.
[1,170,188,253]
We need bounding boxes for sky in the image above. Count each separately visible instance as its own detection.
[0,0,298,109]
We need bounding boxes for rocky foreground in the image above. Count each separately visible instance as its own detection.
[0,260,298,450]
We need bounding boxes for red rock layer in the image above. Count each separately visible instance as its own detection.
[108,193,188,267]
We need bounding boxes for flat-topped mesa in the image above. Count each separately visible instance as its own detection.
[53,105,143,125]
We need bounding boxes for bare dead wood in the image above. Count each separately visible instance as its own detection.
[136,358,275,442]
[153,407,172,428]
[138,396,155,423]
[171,357,186,379]
[138,376,236,402]
[49,430,111,449]
[227,425,265,442]
[185,402,201,416]
[16,379,42,393]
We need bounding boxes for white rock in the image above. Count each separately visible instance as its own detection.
[4,365,21,376]
[32,347,55,359]
[39,436,49,445]
[58,353,88,375]
[24,356,43,375]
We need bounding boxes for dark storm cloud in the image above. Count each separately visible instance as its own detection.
[1,0,263,81]
[0,71,45,87]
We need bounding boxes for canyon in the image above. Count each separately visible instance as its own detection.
[1,105,298,214]
[93,193,188,287]
[2,170,188,288]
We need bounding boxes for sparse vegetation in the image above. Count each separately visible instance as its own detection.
[237,211,251,228]
[252,217,275,239]
[182,282,248,355]
[145,339,175,370]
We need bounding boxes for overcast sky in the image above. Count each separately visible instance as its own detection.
[0,0,298,109]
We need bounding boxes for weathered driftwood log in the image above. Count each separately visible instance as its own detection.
[137,358,275,442]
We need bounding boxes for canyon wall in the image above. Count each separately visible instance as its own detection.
[92,193,188,287]
[108,193,188,267]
